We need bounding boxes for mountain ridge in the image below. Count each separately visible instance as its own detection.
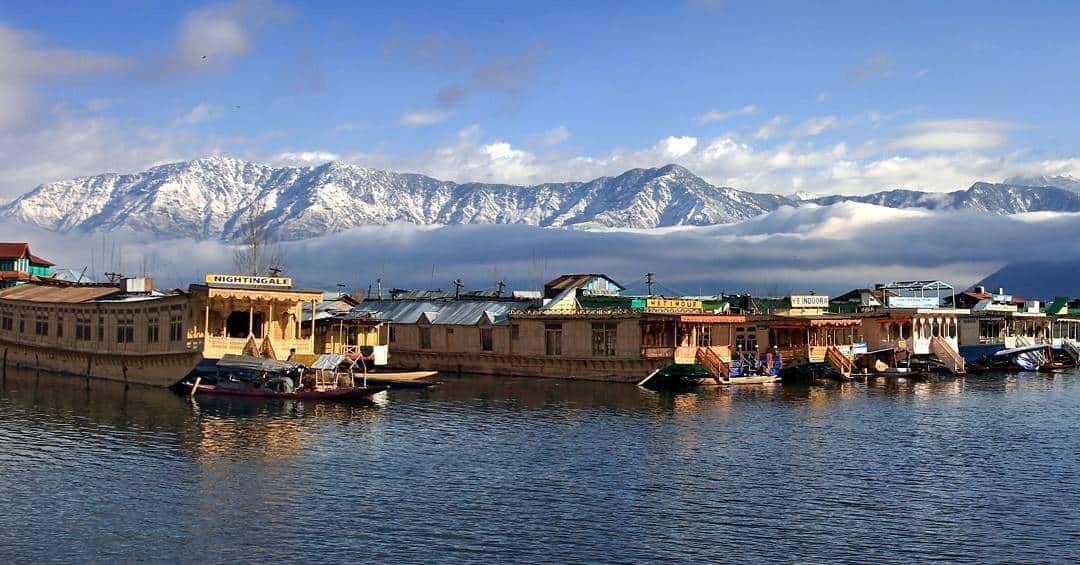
[4,156,1080,242]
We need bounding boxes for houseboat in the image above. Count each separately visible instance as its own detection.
[0,272,324,387]
[854,281,968,375]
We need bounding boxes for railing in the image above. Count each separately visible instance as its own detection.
[825,346,853,377]
[930,336,965,375]
[695,346,730,379]
[1065,339,1080,362]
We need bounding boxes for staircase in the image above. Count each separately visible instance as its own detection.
[1064,339,1080,363]
[930,336,966,375]
[696,347,731,383]
[825,346,853,379]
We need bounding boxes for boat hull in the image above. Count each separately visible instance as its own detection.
[182,382,388,401]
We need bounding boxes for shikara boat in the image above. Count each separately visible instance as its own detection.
[969,344,1055,372]
[180,354,388,401]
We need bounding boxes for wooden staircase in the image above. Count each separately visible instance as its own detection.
[696,347,731,383]
[1064,339,1080,363]
[825,346,853,379]
[930,336,966,375]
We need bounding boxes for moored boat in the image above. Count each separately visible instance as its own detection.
[180,354,387,401]
[969,343,1055,372]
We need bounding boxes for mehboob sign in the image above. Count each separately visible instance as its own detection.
[205,274,293,288]
[790,295,830,308]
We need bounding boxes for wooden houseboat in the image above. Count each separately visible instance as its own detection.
[853,282,968,375]
[0,272,324,387]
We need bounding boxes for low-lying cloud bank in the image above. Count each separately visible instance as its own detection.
[4,203,1080,297]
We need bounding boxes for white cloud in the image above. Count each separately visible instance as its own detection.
[176,102,223,125]
[657,136,698,159]
[171,0,289,71]
[10,203,1080,297]
[889,119,1014,152]
[531,125,570,146]
[400,109,453,127]
[696,104,756,124]
[792,115,839,137]
[0,24,127,129]
[273,151,341,165]
[755,116,786,140]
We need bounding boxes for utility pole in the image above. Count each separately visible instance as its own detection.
[646,272,655,296]
[454,278,464,300]
[376,278,383,299]
[496,279,506,298]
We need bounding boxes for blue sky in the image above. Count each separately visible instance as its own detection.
[3,0,1080,199]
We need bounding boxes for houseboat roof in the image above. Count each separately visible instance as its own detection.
[348,299,517,326]
[544,274,624,292]
[0,283,121,303]
[0,242,55,266]
[761,314,862,327]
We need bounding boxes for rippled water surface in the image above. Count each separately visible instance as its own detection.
[2,366,1079,563]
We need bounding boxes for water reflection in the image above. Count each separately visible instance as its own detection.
[1,365,1079,563]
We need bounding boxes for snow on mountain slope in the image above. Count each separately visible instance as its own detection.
[808,182,1080,214]
[0,158,796,241]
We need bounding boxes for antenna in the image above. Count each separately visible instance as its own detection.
[646,272,655,296]
[496,279,506,297]
[376,277,383,299]
[453,278,464,299]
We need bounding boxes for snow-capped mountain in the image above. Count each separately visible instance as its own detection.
[0,157,795,241]
[4,156,1080,243]
[808,182,1080,214]
[1003,174,1080,194]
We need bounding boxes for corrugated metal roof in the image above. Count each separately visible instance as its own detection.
[0,284,121,303]
[347,299,518,325]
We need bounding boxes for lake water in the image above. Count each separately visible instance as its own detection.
[1,366,1079,563]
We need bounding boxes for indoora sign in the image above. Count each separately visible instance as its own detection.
[645,298,703,312]
[790,295,829,308]
[205,273,293,288]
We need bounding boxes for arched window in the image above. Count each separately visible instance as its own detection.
[948,319,957,338]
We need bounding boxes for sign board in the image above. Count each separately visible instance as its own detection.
[790,295,830,308]
[205,273,293,288]
[644,298,703,312]
[853,342,868,354]
[992,294,1012,303]
[887,296,940,308]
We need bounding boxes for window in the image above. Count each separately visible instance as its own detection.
[480,327,493,351]
[169,315,184,341]
[147,317,160,343]
[389,326,397,343]
[419,326,432,349]
[510,324,519,341]
[116,318,134,343]
[56,315,63,338]
[696,325,711,347]
[76,318,92,340]
[98,317,104,342]
[34,314,49,336]
[544,323,562,356]
[1,313,12,331]
[591,322,617,356]
[735,326,757,352]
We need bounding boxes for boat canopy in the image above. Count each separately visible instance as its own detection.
[992,344,1051,357]
[310,354,348,370]
[216,354,304,373]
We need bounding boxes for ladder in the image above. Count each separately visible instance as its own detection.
[696,347,731,382]
[930,336,966,375]
[1064,339,1080,363]
[825,346,853,378]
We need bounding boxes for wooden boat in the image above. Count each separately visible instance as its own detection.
[638,362,780,389]
[360,370,440,389]
[180,354,388,402]
[181,381,387,400]
[969,343,1055,372]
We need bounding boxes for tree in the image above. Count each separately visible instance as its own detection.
[233,200,285,275]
